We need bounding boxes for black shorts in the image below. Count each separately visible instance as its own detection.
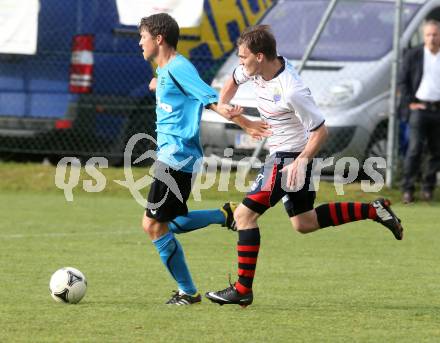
[243,152,316,217]
[145,161,193,222]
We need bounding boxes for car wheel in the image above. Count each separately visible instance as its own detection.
[362,125,388,180]
[366,135,387,160]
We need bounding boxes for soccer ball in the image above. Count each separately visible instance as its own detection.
[49,267,87,304]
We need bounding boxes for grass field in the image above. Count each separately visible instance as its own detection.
[1,163,440,342]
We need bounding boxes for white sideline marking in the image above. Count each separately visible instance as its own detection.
[0,230,138,239]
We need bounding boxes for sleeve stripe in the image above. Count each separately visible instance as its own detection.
[205,101,217,109]
[310,119,325,132]
[232,68,239,85]
[168,71,187,96]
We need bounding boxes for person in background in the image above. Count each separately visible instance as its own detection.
[399,19,440,203]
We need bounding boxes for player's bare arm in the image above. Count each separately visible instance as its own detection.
[208,77,242,120]
[209,103,271,139]
[281,124,328,189]
[298,123,328,161]
[209,102,242,119]
[219,76,239,104]
[149,77,157,91]
[212,76,271,138]
[233,115,272,139]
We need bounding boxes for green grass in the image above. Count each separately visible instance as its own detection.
[1,162,440,342]
[0,161,405,202]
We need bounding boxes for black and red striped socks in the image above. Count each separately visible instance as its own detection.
[235,228,260,295]
[315,202,377,228]
[233,203,377,294]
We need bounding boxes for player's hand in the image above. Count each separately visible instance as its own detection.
[149,77,157,92]
[409,102,427,110]
[217,103,243,119]
[280,158,308,191]
[244,120,272,140]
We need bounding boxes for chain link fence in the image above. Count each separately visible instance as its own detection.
[0,0,273,164]
[201,0,440,184]
[1,0,439,183]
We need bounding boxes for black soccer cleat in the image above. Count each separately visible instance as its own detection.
[371,198,403,240]
[205,284,253,307]
[220,202,238,231]
[165,291,202,305]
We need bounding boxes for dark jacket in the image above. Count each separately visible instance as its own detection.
[398,45,424,121]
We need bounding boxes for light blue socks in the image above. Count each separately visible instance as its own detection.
[152,231,197,295]
[168,209,225,234]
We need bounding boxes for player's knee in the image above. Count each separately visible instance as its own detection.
[234,205,258,228]
[142,215,157,236]
[295,224,310,234]
[291,220,312,234]
[233,209,244,227]
[142,215,150,234]
[290,210,319,234]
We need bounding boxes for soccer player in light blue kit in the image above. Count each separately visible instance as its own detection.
[139,13,270,305]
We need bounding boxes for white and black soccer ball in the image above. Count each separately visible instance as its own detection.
[49,267,87,304]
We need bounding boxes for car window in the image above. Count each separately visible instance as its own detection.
[263,0,420,61]
[409,25,423,48]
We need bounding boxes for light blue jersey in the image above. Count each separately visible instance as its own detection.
[154,55,218,173]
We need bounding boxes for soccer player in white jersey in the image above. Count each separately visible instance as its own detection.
[205,25,404,307]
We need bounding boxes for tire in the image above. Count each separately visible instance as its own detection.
[362,123,388,180]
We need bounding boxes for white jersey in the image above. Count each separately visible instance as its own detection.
[233,57,325,154]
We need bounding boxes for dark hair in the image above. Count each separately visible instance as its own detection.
[237,25,277,60]
[424,19,440,31]
[139,13,180,49]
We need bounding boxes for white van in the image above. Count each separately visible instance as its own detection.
[201,0,440,166]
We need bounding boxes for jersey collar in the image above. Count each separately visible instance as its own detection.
[272,56,285,79]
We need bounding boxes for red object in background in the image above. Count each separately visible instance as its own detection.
[69,35,94,94]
